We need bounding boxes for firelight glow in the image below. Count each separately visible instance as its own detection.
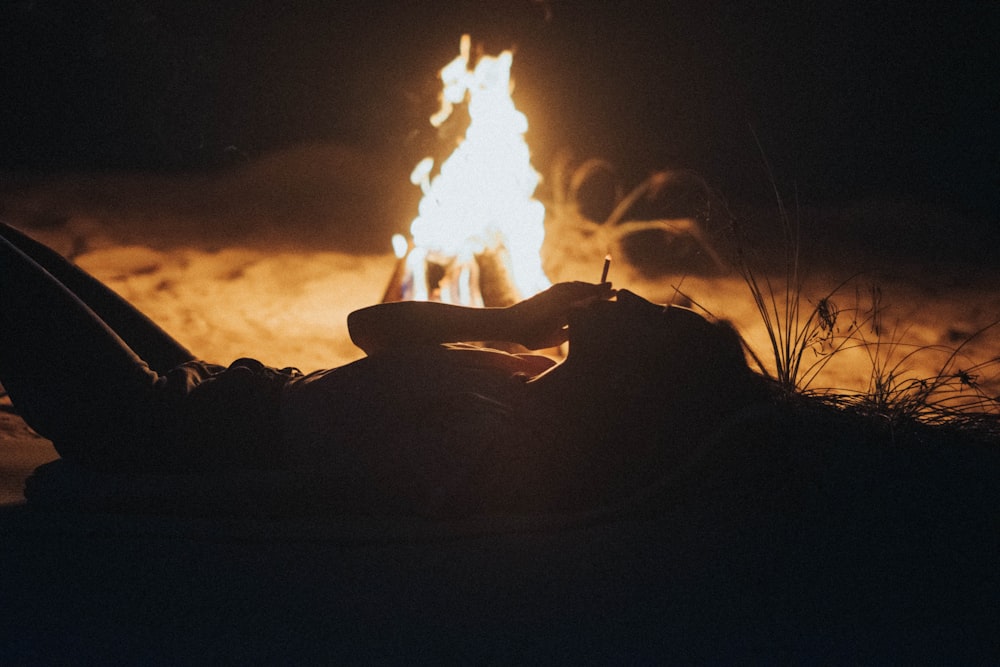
[399,34,549,304]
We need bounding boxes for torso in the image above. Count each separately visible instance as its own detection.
[276,341,703,517]
[279,345,556,516]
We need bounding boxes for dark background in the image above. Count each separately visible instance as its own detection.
[1,0,996,224]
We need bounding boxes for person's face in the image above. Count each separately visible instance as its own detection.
[569,289,691,342]
[566,289,738,371]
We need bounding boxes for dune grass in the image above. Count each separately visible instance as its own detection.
[717,138,1000,435]
[725,198,1000,438]
[830,303,1000,436]
[726,200,866,396]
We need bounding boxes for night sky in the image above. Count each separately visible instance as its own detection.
[1,1,996,223]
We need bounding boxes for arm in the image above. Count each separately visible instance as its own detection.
[348,281,614,356]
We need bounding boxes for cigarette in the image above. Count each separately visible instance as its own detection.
[600,254,611,283]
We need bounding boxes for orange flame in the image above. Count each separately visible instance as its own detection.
[397,34,549,305]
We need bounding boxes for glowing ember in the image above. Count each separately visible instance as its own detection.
[393,34,549,305]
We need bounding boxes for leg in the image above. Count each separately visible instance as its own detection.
[0,222,195,372]
[0,235,167,464]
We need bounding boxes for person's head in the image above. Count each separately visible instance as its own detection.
[567,290,745,370]
[551,289,768,489]
[563,289,765,415]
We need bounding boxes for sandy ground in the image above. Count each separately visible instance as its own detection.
[0,150,997,660]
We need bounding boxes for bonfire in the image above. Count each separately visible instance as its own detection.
[384,35,549,307]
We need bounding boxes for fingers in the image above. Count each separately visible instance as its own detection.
[575,281,616,306]
[549,281,616,303]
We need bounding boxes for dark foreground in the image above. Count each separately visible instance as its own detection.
[1,402,998,664]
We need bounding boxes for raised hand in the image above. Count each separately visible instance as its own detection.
[508,281,616,349]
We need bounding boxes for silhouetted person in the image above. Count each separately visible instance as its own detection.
[0,222,765,516]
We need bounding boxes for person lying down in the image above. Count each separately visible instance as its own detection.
[0,222,769,517]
